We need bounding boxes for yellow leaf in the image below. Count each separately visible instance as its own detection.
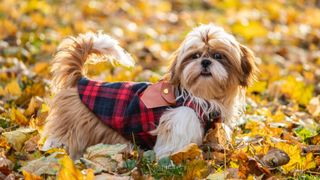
[10,107,29,126]
[184,159,209,179]
[41,103,50,113]
[84,169,95,180]
[0,137,11,151]
[25,97,43,117]
[170,143,202,164]
[303,152,316,171]
[5,80,22,97]
[156,1,171,12]
[247,81,267,94]
[232,21,268,40]
[57,156,94,180]
[33,62,50,76]
[57,156,82,180]
[0,86,5,96]
[0,19,17,39]
[280,76,314,105]
[22,170,43,180]
[274,142,301,173]
[229,161,239,168]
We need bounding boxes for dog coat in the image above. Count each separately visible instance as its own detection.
[78,77,220,149]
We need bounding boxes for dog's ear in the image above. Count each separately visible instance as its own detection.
[164,50,180,85]
[239,44,257,87]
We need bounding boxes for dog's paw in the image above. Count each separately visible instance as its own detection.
[41,137,64,151]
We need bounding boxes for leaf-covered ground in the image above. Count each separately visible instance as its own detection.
[0,0,320,179]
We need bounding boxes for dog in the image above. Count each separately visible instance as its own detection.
[42,24,257,160]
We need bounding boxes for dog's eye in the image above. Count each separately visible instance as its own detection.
[212,52,222,60]
[191,53,201,59]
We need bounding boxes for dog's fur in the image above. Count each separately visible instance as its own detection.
[42,24,257,159]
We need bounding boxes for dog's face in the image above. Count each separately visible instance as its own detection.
[168,24,257,100]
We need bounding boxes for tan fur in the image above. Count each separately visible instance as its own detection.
[43,88,130,159]
[166,24,257,126]
[51,37,93,93]
[44,24,257,159]
[43,33,133,159]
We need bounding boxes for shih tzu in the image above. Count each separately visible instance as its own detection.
[42,24,257,160]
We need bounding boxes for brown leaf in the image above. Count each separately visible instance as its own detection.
[23,135,40,153]
[24,97,43,117]
[170,143,202,164]
[302,145,320,155]
[203,123,230,151]
[315,156,320,167]
[310,134,320,145]
[260,148,290,168]
[203,151,225,165]
[248,158,271,176]
[0,156,13,176]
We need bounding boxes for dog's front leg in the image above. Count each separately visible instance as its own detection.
[151,107,204,158]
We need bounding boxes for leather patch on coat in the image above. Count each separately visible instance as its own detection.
[141,81,176,108]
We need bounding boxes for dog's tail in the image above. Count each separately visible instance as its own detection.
[51,32,134,93]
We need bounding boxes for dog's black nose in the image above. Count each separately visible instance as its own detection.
[201,59,212,68]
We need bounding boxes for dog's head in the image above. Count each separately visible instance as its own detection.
[167,24,257,100]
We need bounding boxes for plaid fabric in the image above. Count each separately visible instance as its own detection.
[78,78,169,149]
[78,78,219,149]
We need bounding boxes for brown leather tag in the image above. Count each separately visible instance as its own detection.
[141,81,176,108]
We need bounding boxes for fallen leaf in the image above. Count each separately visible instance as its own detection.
[260,148,290,168]
[143,150,156,163]
[4,80,21,98]
[310,134,320,145]
[170,143,202,164]
[22,170,42,180]
[80,157,118,173]
[203,123,230,152]
[184,159,209,179]
[32,62,49,77]
[206,171,228,180]
[20,152,64,176]
[24,97,43,117]
[307,96,320,117]
[23,134,40,153]
[83,143,127,159]
[81,144,127,173]
[2,127,36,151]
[95,173,130,180]
[10,107,29,126]
[294,126,318,141]
[0,156,13,176]
[57,156,92,180]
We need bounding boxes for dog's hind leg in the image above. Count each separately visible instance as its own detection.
[42,88,131,160]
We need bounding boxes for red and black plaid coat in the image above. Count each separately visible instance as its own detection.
[78,78,218,149]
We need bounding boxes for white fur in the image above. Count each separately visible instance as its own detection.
[151,107,204,158]
[80,32,134,67]
[211,61,228,81]
[177,88,225,121]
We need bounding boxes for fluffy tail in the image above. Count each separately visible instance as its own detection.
[51,32,134,93]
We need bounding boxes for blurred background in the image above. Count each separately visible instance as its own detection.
[0,0,320,178]
[1,0,319,102]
